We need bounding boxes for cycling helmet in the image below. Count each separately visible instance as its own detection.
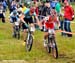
[30,7,35,13]
[64,0,68,4]
[13,10,17,15]
[50,9,56,17]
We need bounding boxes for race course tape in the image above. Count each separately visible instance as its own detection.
[71,22,75,24]
[38,15,75,34]
[56,30,75,35]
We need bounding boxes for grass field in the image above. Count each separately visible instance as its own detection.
[0,4,75,63]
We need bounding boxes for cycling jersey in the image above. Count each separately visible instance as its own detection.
[22,8,36,30]
[22,6,27,12]
[10,10,19,23]
[45,16,58,29]
[24,8,36,19]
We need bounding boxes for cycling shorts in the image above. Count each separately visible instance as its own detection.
[10,16,18,23]
[22,17,34,30]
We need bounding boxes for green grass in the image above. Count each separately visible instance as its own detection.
[0,4,75,63]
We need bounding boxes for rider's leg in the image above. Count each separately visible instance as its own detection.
[22,29,27,46]
[23,29,27,41]
[28,17,35,39]
[44,32,48,47]
[2,13,5,23]
[44,32,48,40]
[30,23,35,34]
[22,22,28,41]
[2,17,5,23]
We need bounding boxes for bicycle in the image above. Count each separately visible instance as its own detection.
[25,25,34,52]
[13,21,20,39]
[46,29,58,59]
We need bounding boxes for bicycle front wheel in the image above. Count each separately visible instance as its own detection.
[52,39,58,59]
[26,34,33,51]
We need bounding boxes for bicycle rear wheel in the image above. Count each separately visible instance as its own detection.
[26,34,33,51]
[17,33,20,39]
[51,39,58,59]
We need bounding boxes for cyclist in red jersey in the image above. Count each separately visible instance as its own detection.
[43,9,59,47]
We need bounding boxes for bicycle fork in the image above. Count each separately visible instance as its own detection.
[48,35,55,48]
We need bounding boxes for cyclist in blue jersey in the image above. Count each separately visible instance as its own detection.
[20,7,40,42]
[10,10,19,23]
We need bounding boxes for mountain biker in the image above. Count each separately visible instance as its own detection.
[10,10,20,37]
[42,9,59,47]
[20,7,40,42]
[0,2,5,23]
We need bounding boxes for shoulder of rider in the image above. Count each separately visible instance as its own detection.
[24,8,30,15]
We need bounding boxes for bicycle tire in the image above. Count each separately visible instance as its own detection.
[46,44,51,53]
[51,39,58,59]
[26,34,33,51]
[46,36,51,53]
[46,37,51,53]
[17,33,20,39]
[13,26,20,39]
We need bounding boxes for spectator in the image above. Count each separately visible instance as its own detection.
[0,2,6,23]
[55,0,61,15]
[55,0,65,35]
[50,0,57,9]
[10,0,17,13]
[3,0,7,11]
[38,1,46,20]
[63,0,74,37]
[34,1,39,15]
[38,1,51,20]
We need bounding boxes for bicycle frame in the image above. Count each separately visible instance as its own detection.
[47,28,58,59]
[13,21,20,39]
[26,26,33,51]
[48,29,55,47]
[27,27,32,42]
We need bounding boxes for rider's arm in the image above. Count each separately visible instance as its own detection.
[20,13,26,23]
[10,12,13,17]
[20,8,29,24]
[35,15,42,29]
[56,16,60,27]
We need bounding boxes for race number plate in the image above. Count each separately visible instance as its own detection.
[14,22,19,26]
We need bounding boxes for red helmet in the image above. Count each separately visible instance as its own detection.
[30,7,35,13]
